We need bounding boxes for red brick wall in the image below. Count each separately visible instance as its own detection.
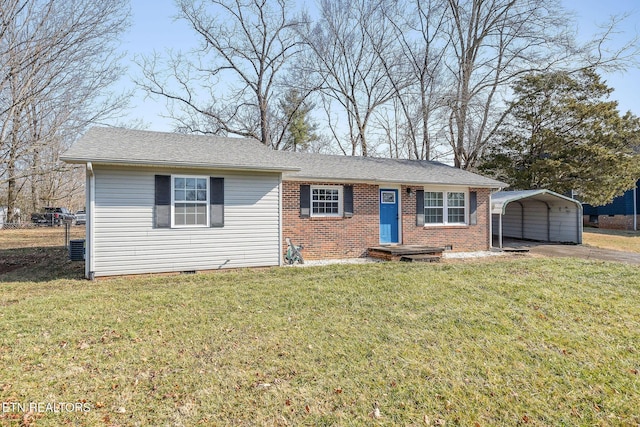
[282,181,492,260]
[283,181,379,259]
[584,214,640,230]
[401,186,492,252]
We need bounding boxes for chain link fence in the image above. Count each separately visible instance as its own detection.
[0,222,40,230]
[0,222,85,250]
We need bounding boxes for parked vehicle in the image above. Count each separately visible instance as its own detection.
[31,207,75,226]
[75,210,86,225]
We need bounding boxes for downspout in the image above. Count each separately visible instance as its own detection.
[488,196,493,249]
[278,174,283,266]
[489,189,502,250]
[86,162,96,280]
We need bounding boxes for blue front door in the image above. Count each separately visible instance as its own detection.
[379,189,399,244]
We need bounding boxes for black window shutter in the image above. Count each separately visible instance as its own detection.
[343,185,354,218]
[416,189,425,226]
[300,184,310,217]
[469,191,477,225]
[155,175,171,228]
[210,177,224,227]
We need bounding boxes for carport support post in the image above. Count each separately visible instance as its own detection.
[547,204,551,241]
[634,187,637,231]
[499,213,503,249]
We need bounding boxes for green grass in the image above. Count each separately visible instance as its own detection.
[584,228,640,253]
[1,259,640,426]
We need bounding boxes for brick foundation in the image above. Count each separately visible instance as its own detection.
[282,181,492,260]
[584,214,639,230]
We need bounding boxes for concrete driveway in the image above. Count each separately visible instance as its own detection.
[501,239,640,265]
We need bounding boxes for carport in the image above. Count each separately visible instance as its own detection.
[491,190,583,249]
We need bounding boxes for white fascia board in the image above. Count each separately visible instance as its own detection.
[60,158,299,174]
[283,175,501,188]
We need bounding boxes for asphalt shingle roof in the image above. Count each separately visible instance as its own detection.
[62,127,505,188]
[282,151,504,187]
[62,127,295,172]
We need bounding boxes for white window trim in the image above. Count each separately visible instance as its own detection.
[171,174,210,228]
[310,185,343,217]
[380,190,397,204]
[423,188,468,226]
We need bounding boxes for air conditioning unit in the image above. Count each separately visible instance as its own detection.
[69,239,85,261]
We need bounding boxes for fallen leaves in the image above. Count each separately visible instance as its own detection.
[100,330,122,343]
[423,414,446,425]
[369,401,382,419]
[21,410,43,427]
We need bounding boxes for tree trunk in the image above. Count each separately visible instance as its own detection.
[421,88,430,161]
[30,151,41,212]
[6,154,18,223]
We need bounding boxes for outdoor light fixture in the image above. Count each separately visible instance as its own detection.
[406,188,413,196]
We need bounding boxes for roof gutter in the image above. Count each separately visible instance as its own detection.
[283,175,503,188]
[60,157,300,173]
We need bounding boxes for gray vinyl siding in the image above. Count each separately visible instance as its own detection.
[92,166,280,276]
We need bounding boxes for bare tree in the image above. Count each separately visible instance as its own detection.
[137,0,307,148]
[442,0,639,170]
[132,0,638,166]
[0,0,130,221]
[376,0,450,160]
[300,0,402,156]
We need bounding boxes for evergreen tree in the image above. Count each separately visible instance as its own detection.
[479,69,640,206]
[278,90,319,152]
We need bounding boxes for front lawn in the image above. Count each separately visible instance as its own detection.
[583,227,640,253]
[1,259,639,425]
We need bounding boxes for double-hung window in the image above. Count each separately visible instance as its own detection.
[425,192,444,223]
[173,176,209,226]
[446,192,466,223]
[424,190,467,225]
[311,185,343,217]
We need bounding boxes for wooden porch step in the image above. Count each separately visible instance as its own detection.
[368,245,445,261]
[501,247,530,253]
[400,254,441,262]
